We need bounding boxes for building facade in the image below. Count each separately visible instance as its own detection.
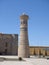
[30,46,49,56]
[0,33,49,56]
[0,33,18,55]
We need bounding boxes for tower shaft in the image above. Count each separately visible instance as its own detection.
[18,14,30,58]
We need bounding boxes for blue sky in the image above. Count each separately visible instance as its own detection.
[0,0,49,46]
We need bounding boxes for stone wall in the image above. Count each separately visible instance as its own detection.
[0,33,18,55]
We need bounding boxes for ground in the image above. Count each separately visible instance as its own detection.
[0,56,49,65]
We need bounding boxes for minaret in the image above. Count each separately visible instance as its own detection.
[18,13,30,58]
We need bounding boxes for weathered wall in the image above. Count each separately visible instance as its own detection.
[0,33,18,55]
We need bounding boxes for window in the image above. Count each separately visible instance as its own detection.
[21,20,27,24]
[5,49,7,55]
[5,42,8,47]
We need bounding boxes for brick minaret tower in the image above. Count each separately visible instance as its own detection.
[18,13,30,58]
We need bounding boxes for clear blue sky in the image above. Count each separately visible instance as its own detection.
[0,0,49,46]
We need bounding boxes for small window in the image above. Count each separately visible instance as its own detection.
[5,49,7,55]
[21,20,27,24]
[5,42,8,47]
